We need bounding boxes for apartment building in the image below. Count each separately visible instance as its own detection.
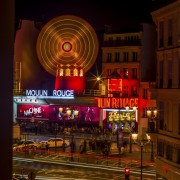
[101,28,157,140]
[151,1,180,179]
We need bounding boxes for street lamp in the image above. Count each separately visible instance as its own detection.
[131,133,151,180]
[146,107,157,133]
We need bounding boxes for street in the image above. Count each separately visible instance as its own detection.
[13,156,156,180]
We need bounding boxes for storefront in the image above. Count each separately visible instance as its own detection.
[13,89,100,128]
[97,97,139,132]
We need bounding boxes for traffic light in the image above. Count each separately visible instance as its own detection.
[124,167,130,179]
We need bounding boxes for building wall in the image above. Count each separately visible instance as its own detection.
[151,1,180,179]
[101,31,157,138]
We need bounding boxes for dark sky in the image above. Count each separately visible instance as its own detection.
[15,0,153,32]
[15,0,154,90]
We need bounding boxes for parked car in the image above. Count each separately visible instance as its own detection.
[12,174,27,180]
[13,140,40,151]
[39,138,70,148]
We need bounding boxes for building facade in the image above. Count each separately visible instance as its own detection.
[101,31,157,137]
[151,1,180,179]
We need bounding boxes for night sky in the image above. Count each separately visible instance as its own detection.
[15,0,153,31]
[15,0,154,90]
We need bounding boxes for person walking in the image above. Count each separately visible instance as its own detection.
[45,142,49,154]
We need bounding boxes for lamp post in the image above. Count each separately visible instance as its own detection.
[59,107,79,159]
[131,133,149,180]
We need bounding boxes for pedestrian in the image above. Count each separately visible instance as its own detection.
[91,138,96,151]
[83,139,87,152]
[45,142,49,154]
[71,141,76,153]
[89,139,92,151]
[123,141,127,152]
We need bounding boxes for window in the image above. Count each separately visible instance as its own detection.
[123,52,128,62]
[158,141,164,157]
[143,88,147,99]
[123,86,128,97]
[168,61,172,88]
[123,68,128,78]
[73,68,78,76]
[132,68,137,79]
[107,69,112,76]
[80,69,83,76]
[116,37,121,41]
[177,149,180,164]
[166,145,173,160]
[59,68,63,76]
[115,52,120,62]
[132,52,138,62]
[159,21,164,48]
[107,53,112,62]
[158,101,164,130]
[159,61,164,88]
[131,86,137,96]
[142,107,147,117]
[168,19,172,46]
[65,68,71,76]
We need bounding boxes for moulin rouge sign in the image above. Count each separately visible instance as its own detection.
[98,97,138,109]
[26,89,74,99]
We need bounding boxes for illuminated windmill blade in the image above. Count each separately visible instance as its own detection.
[36,15,99,93]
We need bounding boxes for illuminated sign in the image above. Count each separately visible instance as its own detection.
[26,89,74,99]
[108,79,122,91]
[98,97,138,108]
[24,107,42,116]
[108,111,135,122]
